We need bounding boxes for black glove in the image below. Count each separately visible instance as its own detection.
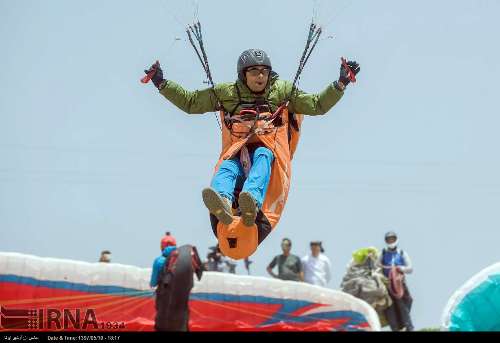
[338,60,360,87]
[144,61,165,89]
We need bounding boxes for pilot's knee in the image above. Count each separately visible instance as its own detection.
[219,158,242,174]
[254,147,274,161]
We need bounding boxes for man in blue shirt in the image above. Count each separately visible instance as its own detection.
[150,232,177,288]
[378,231,414,331]
[152,235,204,332]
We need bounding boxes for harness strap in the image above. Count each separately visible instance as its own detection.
[166,250,179,273]
[240,145,251,177]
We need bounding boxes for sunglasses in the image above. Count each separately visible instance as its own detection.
[246,67,271,77]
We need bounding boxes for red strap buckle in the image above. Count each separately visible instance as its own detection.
[239,109,258,116]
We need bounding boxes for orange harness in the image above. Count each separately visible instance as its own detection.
[210,106,303,259]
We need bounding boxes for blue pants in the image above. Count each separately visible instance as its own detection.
[211,146,274,209]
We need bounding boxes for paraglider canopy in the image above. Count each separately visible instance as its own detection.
[0,252,381,331]
[442,262,500,331]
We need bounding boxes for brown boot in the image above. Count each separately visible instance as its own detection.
[238,191,258,227]
[202,188,233,225]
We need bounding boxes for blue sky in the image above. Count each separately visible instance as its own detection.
[1,0,500,329]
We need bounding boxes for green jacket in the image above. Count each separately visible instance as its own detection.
[159,73,344,116]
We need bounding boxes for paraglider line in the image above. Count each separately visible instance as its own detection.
[162,0,187,28]
[286,20,323,104]
[186,21,224,130]
[320,0,355,31]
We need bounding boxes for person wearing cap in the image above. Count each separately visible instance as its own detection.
[377,231,414,331]
[152,234,204,332]
[150,232,177,288]
[267,238,303,282]
[98,250,111,263]
[301,241,332,287]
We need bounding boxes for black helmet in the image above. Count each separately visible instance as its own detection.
[237,49,272,81]
[384,231,398,241]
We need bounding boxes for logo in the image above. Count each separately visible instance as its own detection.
[253,50,264,59]
[0,306,110,330]
[0,307,39,330]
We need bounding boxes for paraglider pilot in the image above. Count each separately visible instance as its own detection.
[144,49,360,229]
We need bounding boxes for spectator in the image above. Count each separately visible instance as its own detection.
[205,245,237,274]
[99,250,111,263]
[150,232,177,288]
[377,231,414,331]
[302,241,332,287]
[243,257,253,275]
[267,238,304,281]
[151,232,203,331]
[205,245,223,272]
